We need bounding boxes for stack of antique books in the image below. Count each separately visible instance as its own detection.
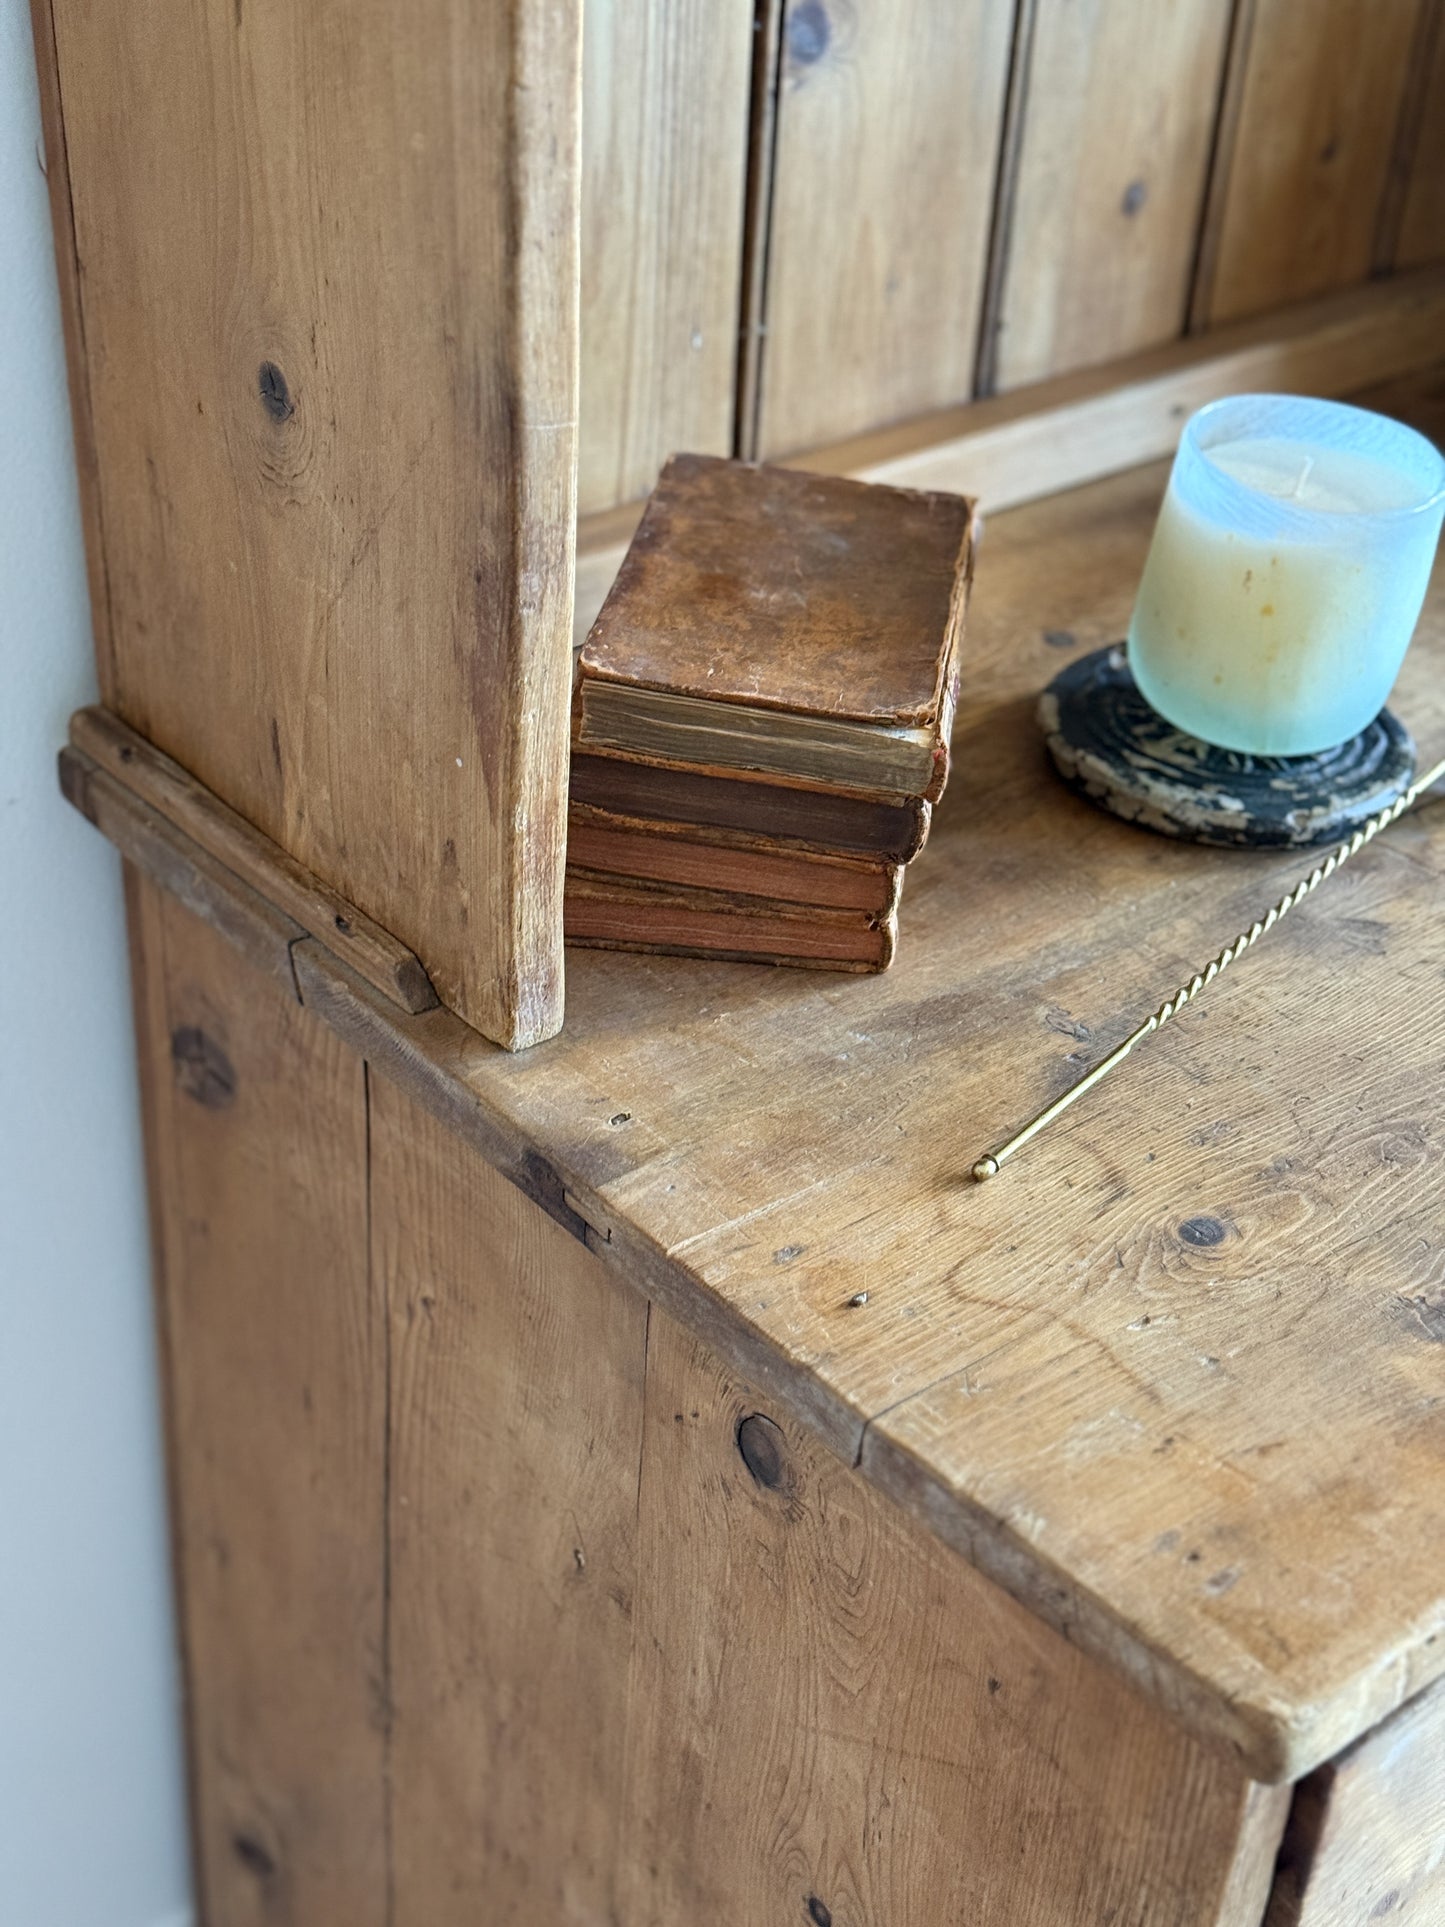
[565,453,976,973]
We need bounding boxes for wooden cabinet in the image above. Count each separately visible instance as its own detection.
[58,435,1445,1922]
[32,0,1445,1917]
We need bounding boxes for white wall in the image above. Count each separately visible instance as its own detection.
[0,5,193,1924]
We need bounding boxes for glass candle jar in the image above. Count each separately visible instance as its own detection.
[1127,394,1445,756]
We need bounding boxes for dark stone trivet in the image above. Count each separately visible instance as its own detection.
[1038,644,1416,849]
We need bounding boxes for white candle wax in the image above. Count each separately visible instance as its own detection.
[1128,396,1445,756]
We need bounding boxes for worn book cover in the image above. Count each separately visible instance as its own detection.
[568,804,902,913]
[574,454,975,801]
[564,871,898,973]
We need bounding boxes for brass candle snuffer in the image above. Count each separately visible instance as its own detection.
[972,750,1445,1182]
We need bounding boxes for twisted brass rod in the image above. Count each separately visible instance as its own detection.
[971,752,1445,1183]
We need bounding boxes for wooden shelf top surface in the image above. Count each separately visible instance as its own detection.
[82,372,1445,1784]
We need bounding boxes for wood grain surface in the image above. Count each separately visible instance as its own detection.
[754,0,1014,456]
[38,0,581,1047]
[987,0,1233,391]
[129,883,1295,1918]
[371,1077,648,1923]
[620,1316,1288,1924]
[1394,0,1445,270]
[1266,1675,1445,1924]
[1196,0,1423,325]
[579,0,754,513]
[85,369,1445,1785]
[70,708,435,1012]
[128,874,384,1926]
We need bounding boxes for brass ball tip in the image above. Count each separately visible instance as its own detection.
[972,1156,1000,1183]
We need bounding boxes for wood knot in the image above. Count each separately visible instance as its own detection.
[1178,1215,1227,1248]
[171,1027,237,1109]
[232,1832,276,1879]
[787,0,830,66]
[806,1898,833,1927]
[257,360,294,422]
[737,1413,788,1491]
[1120,178,1148,216]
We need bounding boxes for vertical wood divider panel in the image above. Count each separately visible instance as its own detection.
[1193,0,1423,326]
[127,875,385,1925]
[29,0,116,696]
[988,0,1235,392]
[579,0,755,514]
[734,0,787,462]
[368,1074,649,1922]
[37,0,582,1049]
[755,0,1014,457]
[1389,0,1445,271]
[1264,1677,1445,1924]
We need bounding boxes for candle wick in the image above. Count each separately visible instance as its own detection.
[1289,455,1314,500]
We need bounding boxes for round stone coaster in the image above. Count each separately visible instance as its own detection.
[1039,644,1416,849]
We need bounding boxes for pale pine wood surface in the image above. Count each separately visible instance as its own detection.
[1198,0,1423,325]
[371,1076,648,1923]
[1266,1676,1445,1924]
[127,887,1290,1919]
[88,373,1445,1784]
[41,0,580,1047]
[128,873,385,1927]
[988,0,1234,391]
[755,0,1014,457]
[578,0,754,514]
[620,1315,1289,1924]
[70,710,436,1013]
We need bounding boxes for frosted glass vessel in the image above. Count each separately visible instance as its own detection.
[1128,394,1445,756]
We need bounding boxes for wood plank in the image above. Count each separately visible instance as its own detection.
[369,1074,648,1922]
[578,0,754,514]
[988,0,1234,392]
[576,270,1445,641]
[41,0,581,1047]
[621,1314,1290,1923]
[734,0,786,462]
[27,0,114,696]
[1266,1677,1445,1924]
[754,0,1014,457]
[70,707,436,1013]
[63,750,306,998]
[128,875,384,1925]
[1196,0,1422,326]
[84,373,1445,1783]
[1394,0,1445,269]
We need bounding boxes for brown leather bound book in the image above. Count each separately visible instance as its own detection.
[564,873,897,973]
[569,753,931,861]
[574,455,974,802]
[568,805,902,913]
